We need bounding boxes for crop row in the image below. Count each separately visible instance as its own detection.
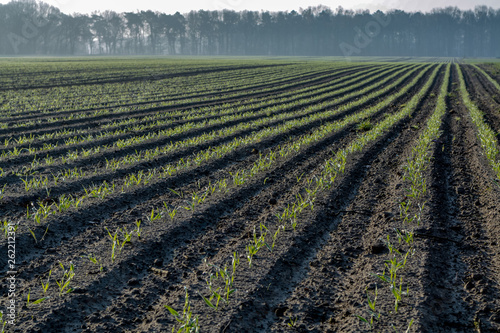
[0,64,391,155]
[1,64,427,249]
[471,64,500,92]
[0,64,366,136]
[0,62,353,119]
[244,64,439,267]
[0,64,409,185]
[162,64,439,331]
[3,64,433,330]
[456,64,500,181]
[357,64,450,330]
[0,64,371,144]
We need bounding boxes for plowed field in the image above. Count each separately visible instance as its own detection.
[0,58,499,332]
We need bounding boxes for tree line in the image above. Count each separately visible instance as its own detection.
[1,0,499,57]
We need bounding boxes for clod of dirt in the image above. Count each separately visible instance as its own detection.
[127,278,140,286]
[269,198,277,205]
[19,199,34,208]
[490,310,500,323]
[471,273,483,281]
[371,240,387,254]
[73,288,87,294]
[41,196,56,205]
[464,281,474,291]
[382,211,394,219]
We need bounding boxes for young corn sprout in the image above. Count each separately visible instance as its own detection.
[165,287,200,333]
[356,286,380,329]
[201,252,240,310]
[135,220,143,239]
[105,227,121,262]
[55,262,75,296]
[26,288,49,307]
[148,208,162,222]
[81,253,103,272]
[41,270,52,294]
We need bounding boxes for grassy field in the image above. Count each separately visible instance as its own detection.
[0,57,499,332]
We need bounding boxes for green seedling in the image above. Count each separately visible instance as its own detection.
[121,227,133,244]
[395,228,414,246]
[169,188,184,198]
[356,314,373,329]
[270,226,283,252]
[183,199,196,211]
[165,287,200,333]
[40,224,50,243]
[54,194,72,213]
[206,181,217,195]
[356,286,381,328]
[0,310,6,332]
[28,227,38,244]
[105,227,121,262]
[357,119,373,131]
[246,225,268,267]
[26,288,49,307]
[81,253,103,272]
[55,262,75,296]
[288,316,297,327]
[1,220,17,238]
[201,276,222,310]
[403,319,415,333]
[41,270,52,294]
[163,202,178,221]
[148,208,162,221]
[0,184,6,200]
[390,278,405,313]
[296,172,304,183]
[135,220,142,239]
[373,268,390,284]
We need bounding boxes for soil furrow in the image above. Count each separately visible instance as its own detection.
[461,65,500,136]
[0,65,420,217]
[425,65,500,332]
[229,65,444,333]
[12,66,431,332]
[1,65,363,123]
[0,65,398,169]
[139,65,439,332]
[0,65,372,138]
[2,63,424,278]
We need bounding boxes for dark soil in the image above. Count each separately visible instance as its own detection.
[1,61,499,333]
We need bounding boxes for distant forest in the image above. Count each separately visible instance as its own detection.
[1,0,499,57]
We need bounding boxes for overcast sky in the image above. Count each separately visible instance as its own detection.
[1,0,498,14]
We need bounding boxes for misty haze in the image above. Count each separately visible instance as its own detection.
[0,0,499,57]
[1,0,500,332]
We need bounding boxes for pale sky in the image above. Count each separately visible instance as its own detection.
[1,0,498,15]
